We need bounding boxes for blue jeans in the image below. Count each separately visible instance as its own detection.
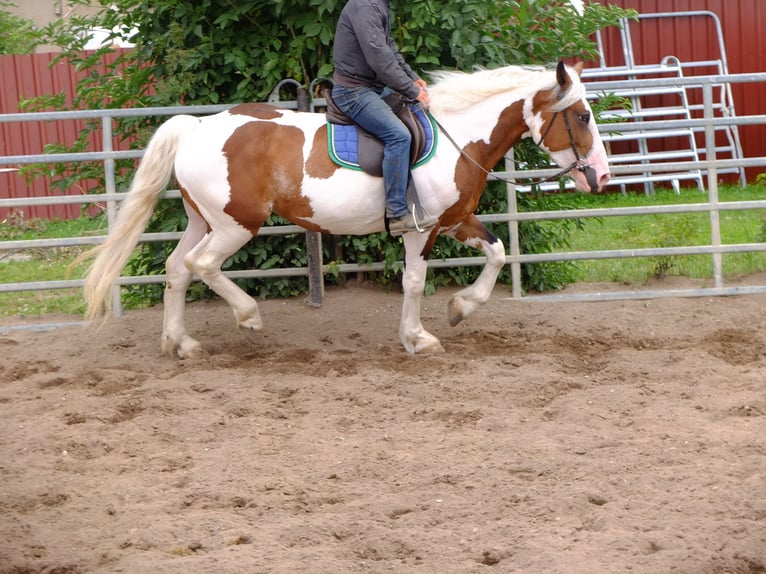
[331,85,411,219]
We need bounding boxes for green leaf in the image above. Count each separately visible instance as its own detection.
[304,22,323,37]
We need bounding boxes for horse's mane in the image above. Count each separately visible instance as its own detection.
[428,64,586,116]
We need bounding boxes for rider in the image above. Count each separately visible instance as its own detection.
[332,0,438,236]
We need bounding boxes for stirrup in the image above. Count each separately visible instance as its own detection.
[411,204,428,233]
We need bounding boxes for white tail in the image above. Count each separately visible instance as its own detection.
[78,114,200,321]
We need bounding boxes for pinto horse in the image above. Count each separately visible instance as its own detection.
[81,61,610,357]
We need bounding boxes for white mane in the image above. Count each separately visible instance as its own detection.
[427,64,586,116]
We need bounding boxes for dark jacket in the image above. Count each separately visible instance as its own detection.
[332,0,421,100]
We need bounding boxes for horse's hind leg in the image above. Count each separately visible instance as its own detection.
[447,214,506,326]
[183,225,264,339]
[162,202,208,358]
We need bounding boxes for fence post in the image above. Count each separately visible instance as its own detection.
[703,82,724,289]
[505,154,522,299]
[102,113,123,318]
[296,86,325,307]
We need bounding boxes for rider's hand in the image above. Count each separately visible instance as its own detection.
[415,84,430,108]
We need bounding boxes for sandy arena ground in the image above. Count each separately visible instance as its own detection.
[1,282,764,573]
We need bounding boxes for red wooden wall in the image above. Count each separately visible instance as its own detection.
[594,0,766,182]
[0,50,132,220]
[1,53,85,220]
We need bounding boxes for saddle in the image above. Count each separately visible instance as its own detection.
[324,90,437,177]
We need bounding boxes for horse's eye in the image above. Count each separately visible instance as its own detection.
[577,111,591,124]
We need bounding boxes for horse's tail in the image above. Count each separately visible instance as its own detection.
[76,114,201,322]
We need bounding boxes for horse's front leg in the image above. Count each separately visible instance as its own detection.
[399,232,444,354]
[446,214,506,327]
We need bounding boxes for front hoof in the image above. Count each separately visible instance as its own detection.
[417,340,445,354]
[403,331,444,354]
[238,325,263,343]
[179,344,204,360]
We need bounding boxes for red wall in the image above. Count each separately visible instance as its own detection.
[596,0,766,182]
[0,51,131,220]
[1,53,84,220]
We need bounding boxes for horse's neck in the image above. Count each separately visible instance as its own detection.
[443,95,529,170]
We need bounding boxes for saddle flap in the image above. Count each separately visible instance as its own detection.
[384,93,425,166]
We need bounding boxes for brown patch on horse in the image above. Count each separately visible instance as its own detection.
[453,213,498,245]
[533,89,594,158]
[228,102,284,120]
[306,124,341,180]
[418,212,498,260]
[564,106,593,158]
[439,100,527,231]
[222,121,318,234]
[419,227,439,259]
[179,186,211,233]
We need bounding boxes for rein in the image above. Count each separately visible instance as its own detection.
[430,110,593,188]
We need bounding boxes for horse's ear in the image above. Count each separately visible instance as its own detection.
[573,61,584,76]
[556,60,572,91]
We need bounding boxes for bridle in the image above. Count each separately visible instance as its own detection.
[534,110,598,189]
[431,106,598,190]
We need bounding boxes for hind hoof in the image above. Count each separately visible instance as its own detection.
[162,334,204,359]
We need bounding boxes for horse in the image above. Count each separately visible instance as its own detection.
[80,61,610,358]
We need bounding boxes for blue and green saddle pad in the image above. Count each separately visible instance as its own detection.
[327,105,438,172]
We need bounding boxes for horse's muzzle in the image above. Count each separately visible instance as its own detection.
[580,164,598,193]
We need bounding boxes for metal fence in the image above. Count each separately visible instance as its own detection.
[2,72,766,332]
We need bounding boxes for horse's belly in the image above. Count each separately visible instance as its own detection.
[298,171,388,235]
